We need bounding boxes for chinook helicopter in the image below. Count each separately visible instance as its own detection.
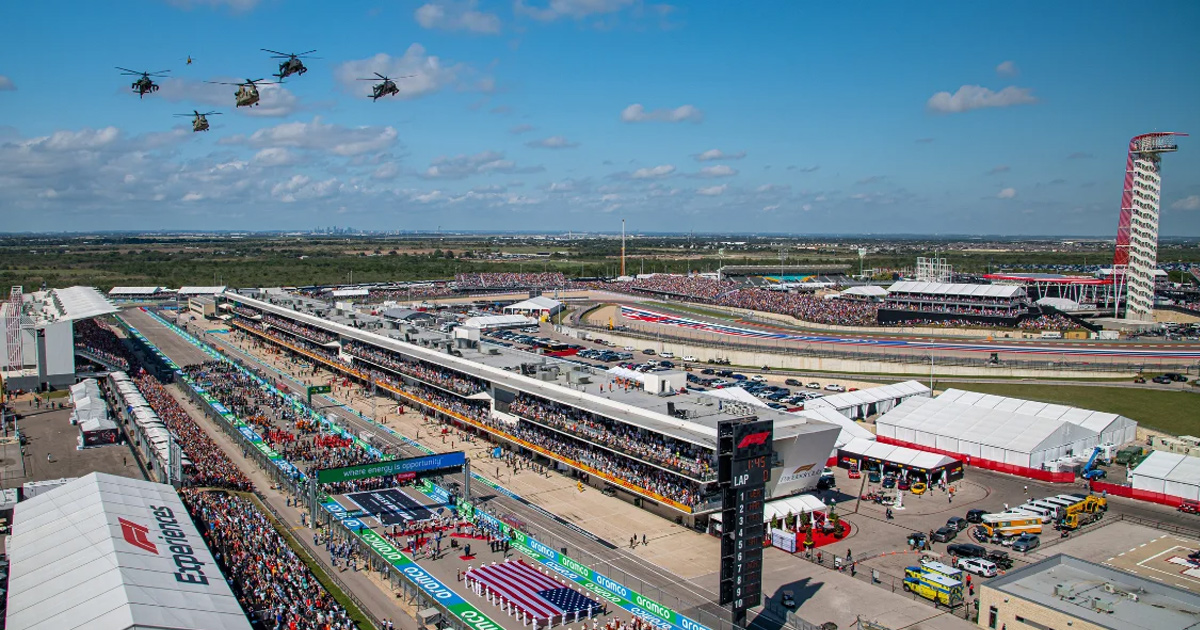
[175,111,221,132]
[360,72,414,101]
[117,67,170,98]
[205,78,275,108]
[263,49,317,80]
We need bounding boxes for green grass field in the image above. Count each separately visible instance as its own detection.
[946,382,1199,436]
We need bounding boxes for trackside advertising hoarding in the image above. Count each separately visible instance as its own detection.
[316,451,466,484]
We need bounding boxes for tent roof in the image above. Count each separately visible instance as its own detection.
[840,285,889,297]
[791,406,875,447]
[1131,451,1200,486]
[886,281,1024,298]
[463,314,534,328]
[108,287,167,296]
[330,288,369,298]
[504,296,563,311]
[876,394,1099,455]
[5,473,251,630]
[807,380,930,413]
[934,389,1134,436]
[703,386,768,408]
[839,436,958,470]
[176,286,227,296]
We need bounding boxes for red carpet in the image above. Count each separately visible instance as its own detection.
[460,554,477,561]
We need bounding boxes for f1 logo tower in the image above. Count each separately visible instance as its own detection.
[1112,132,1186,322]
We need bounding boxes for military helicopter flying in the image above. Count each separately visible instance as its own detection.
[360,72,414,101]
[117,67,170,98]
[262,49,318,80]
[204,78,275,108]
[175,110,221,132]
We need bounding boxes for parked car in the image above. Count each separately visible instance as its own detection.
[1012,534,1041,552]
[881,476,896,489]
[946,543,987,559]
[898,478,911,491]
[623,346,635,351]
[751,374,768,383]
[824,384,846,392]
[932,526,957,543]
[785,378,802,386]
[965,509,988,524]
[701,368,716,375]
[946,516,969,532]
[659,351,675,359]
[987,550,1013,570]
[806,382,822,389]
[867,470,881,483]
[1166,372,1188,382]
[956,557,999,578]
[642,349,656,355]
[682,355,698,362]
[781,590,796,609]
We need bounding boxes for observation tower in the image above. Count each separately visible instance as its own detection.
[1112,132,1186,321]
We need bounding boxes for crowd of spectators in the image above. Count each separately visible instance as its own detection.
[239,321,341,363]
[1016,313,1083,331]
[134,373,253,490]
[182,489,358,630]
[183,361,381,478]
[344,341,485,396]
[74,318,135,369]
[455,272,567,289]
[508,394,715,480]
[262,314,339,344]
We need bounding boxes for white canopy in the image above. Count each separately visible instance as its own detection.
[933,388,1136,446]
[330,288,369,298]
[710,493,828,525]
[839,436,958,471]
[1130,451,1200,500]
[504,296,563,314]
[703,386,768,408]
[462,314,535,329]
[839,285,889,298]
[875,392,1101,469]
[807,380,931,419]
[791,406,876,449]
[177,286,227,296]
[108,287,167,296]
[5,473,250,630]
[607,366,648,386]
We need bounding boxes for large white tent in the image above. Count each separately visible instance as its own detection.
[806,380,931,419]
[875,392,1101,469]
[933,389,1137,446]
[1130,451,1200,501]
[791,406,875,450]
[5,473,250,630]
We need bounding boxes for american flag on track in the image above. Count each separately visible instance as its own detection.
[468,560,602,622]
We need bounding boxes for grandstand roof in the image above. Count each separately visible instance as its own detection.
[107,287,168,296]
[840,285,889,298]
[463,314,534,329]
[176,286,227,296]
[5,473,250,630]
[984,273,1106,286]
[886,281,1024,298]
[330,288,370,298]
[22,286,117,328]
[720,264,850,275]
[1037,297,1083,311]
[807,381,930,414]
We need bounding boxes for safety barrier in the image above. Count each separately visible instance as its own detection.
[1089,480,1188,508]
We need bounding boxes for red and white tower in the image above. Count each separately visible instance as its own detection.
[1112,132,1186,322]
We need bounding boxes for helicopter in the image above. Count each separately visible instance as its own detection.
[117,67,170,98]
[205,78,274,108]
[263,49,317,80]
[175,110,221,132]
[360,72,414,101]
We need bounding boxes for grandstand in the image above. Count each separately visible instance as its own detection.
[878,281,1029,326]
[222,292,839,525]
[719,264,850,287]
[983,273,1116,311]
[2,286,118,389]
[106,286,175,301]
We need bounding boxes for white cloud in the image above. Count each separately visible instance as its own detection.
[22,126,121,151]
[415,1,501,33]
[510,124,535,134]
[0,76,14,91]
[271,175,341,203]
[232,117,399,156]
[698,165,737,178]
[526,135,579,149]
[997,187,1017,199]
[697,184,727,196]
[762,204,779,212]
[1171,195,1200,211]
[371,162,402,181]
[996,60,1019,77]
[630,164,676,179]
[621,103,703,123]
[253,148,296,167]
[334,45,470,100]
[695,149,745,162]
[181,192,205,202]
[515,0,634,22]
[420,150,543,179]
[926,85,1037,114]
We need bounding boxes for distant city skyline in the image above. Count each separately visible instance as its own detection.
[1,1,1198,235]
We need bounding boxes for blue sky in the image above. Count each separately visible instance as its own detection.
[2,1,1198,235]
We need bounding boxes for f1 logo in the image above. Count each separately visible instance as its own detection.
[119,517,158,554]
[737,431,771,449]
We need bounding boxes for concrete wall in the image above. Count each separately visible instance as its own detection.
[978,586,1106,630]
[569,326,1132,379]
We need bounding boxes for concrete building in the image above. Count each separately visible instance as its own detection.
[1,286,117,390]
[977,554,1200,630]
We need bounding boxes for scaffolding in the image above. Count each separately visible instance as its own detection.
[4,287,22,371]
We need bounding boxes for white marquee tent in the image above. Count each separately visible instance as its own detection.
[806,380,931,420]
[933,389,1137,446]
[1129,451,1200,501]
[875,392,1101,469]
[5,472,250,630]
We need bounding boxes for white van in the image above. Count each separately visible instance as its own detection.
[659,351,675,359]
[1040,331,1063,339]
[955,557,998,577]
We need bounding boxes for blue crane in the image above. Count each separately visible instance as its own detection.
[1081,446,1107,480]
